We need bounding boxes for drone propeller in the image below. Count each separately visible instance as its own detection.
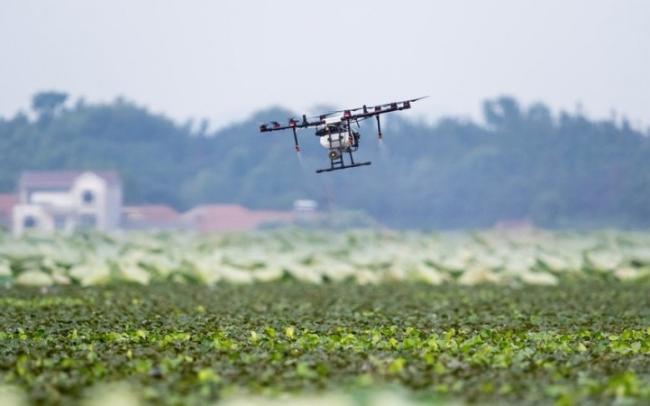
[319,96,428,118]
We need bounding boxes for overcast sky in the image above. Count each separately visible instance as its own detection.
[1,0,649,128]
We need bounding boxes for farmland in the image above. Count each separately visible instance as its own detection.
[0,229,649,405]
[3,228,650,287]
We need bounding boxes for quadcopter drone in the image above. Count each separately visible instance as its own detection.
[259,97,426,173]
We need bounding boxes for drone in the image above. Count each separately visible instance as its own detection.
[259,97,426,173]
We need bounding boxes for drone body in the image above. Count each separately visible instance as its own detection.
[259,97,425,173]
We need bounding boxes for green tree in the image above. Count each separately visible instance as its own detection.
[31,91,68,118]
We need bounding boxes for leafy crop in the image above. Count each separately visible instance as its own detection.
[1,229,650,287]
[0,281,648,405]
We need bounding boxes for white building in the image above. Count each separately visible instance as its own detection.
[12,171,122,235]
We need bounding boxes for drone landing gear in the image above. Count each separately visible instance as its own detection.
[316,162,371,173]
[316,150,371,173]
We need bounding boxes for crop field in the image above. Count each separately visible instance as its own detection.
[3,229,650,287]
[0,229,649,405]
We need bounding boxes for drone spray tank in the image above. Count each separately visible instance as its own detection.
[318,129,353,150]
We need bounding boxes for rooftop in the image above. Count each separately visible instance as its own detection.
[0,194,18,219]
[19,170,121,190]
[182,204,294,232]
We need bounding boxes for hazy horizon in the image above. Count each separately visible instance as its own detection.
[2,0,649,130]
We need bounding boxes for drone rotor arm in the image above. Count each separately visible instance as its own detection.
[313,96,428,122]
[258,96,426,150]
[259,119,323,133]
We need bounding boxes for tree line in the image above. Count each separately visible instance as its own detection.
[1,91,648,229]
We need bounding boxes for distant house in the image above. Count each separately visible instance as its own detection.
[0,194,18,230]
[12,171,122,235]
[122,205,180,230]
[181,204,294,232]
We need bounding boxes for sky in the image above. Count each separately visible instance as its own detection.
[1,0,649,129]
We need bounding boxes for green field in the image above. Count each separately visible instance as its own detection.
[0,230,649,405]
[1,282,649,405]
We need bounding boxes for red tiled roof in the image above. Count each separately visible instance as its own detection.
[182,204,294,232]
[123,205,180,223]
[0,194,18,219]
[19,170,121,189]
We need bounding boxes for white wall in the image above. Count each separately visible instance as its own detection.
[12,204,55,235]
[30,191,73,207]
[106,183,123,229]
[72,172,109,230]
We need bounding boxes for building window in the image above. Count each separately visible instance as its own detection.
[23,216,37,229]
[82,190,94,204]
